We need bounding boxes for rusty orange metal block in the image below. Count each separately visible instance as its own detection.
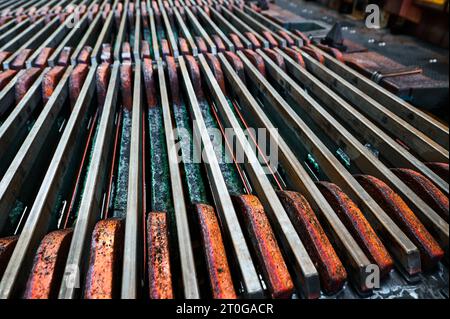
[77,46,93,64]
[11,48,33,70]
[101,43,113,64]
[23,229,73,299]
[277,190,347,294]
[0,236,18,279]
[425,162,449,182]
[263,48,286,71]
[212,35,226,52]
[178,37,190,56]
[283,47,305,68]
[143,58,157,108]
[96,62,111,108]
[224,51,246,83]
[119,61,133,110]
[15,67,42,103]
[299,46,325,64]
[194,203,237,299]
[205,53,226,93]
[294,30,311,46]
[0,69,17,91]
[140,41,151,60]
[84,218,124,299]
[244,31,261,49]
[42,66,65,104]
[166,56,180,106]
[243,49,266,77]
[121,42,132,62]
[229,33,244,51]
[147,212,173,299]
[34,47,54,68]
[232,194,294,298]
[262,31,278,48]
[184,55,204,99]
[69,63,89,108]
[317,181,394,278]
[392,168,448,221]
[160,39,171,59]
[277,30,294,47]
[316,43,344,62]
[195,36,208,54]
[57,46,73,67]
[355,174,444,269]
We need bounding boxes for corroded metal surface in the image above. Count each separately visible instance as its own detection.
[195,203,236,299]
[232,194,294,298]
[84,218,124,299]
[277,190,347,294]
[355,175,444,270]
[147,212,173,299]
[23,229,73,299]
[317,182,394,278]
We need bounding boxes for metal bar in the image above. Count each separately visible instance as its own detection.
[209,6,252,49]
[196,6,234,52]
[173,6,198,56]
[179,55,263,298]
[0,63,97,299]
[158,0,179,58]
[237,50,421,276]
[157,59,200,298]
[184,5,216,54]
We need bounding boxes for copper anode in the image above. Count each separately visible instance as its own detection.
[232,195,294,299]
[23,229,73,299]
[355,174,444,269]
[316,181,394,279]
[194,204,237,299]
[42,66,65,104]
[277,190,347,294]
[0,236,18,279]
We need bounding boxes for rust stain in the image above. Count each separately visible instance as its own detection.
[143,58,158,109]
[392,168,448,221]
[119,61,133,110]
[11,48,33,70]
[243,49,266,77]
[166,56,181,106]
[355,174,444,269]
[69,63,89,108]
[283,47,305,68]
[317,181,394,279]
[0,236,18,279]
[229,33,244,51]
[261,31,278,48]
[84,218,124,299]
[262,48,286,71]
[178,37,190,56]
[42,66,65,104]
[96,62,111,108]
[15,67,42,104]
[23,229,73,299]
[34,47,54,68]
[232,194,294,299]
[147,212,173,299]
[277,190,347,294]
[244,32,261,49]
[194,203,237,299]
[205,53,226,93]
[57,47,73,67]
[77,46,93,65]
[0,69,17,91]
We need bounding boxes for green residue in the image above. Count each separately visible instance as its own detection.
[111,109,132,218]
[199,100,245,196]
[307,153,320,175]
[7,200,25,232]
[173,104,208,204]
[148,108,172,213]
[336,148,351,168]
